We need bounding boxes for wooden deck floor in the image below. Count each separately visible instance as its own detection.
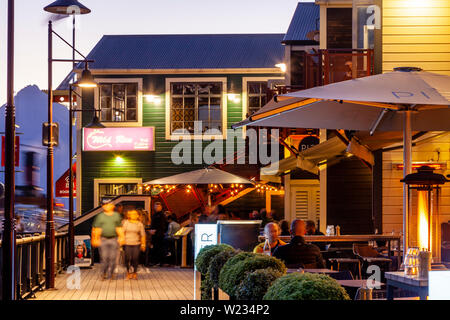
[33,264,196,300]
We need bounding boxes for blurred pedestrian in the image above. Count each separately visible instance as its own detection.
[123,209,146,280]
[91,199,124,280]
[279,220,290,236]
[149,201,168,267]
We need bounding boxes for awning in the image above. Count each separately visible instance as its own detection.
[260,136,349,179]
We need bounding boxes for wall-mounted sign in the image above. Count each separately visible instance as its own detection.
[298,135,320,152]
[194,224,218,260]
[83,127,155,151]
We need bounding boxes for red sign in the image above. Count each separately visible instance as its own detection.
[82,127,155,151]
[1,136,20,167]
[56,163,76,198]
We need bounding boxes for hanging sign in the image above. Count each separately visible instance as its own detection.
[83,127,155,151]
[55,163,76,198]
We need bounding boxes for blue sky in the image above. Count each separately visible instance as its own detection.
[0,0,309,104]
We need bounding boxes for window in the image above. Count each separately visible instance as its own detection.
[99,83,138,122]
[247,81,268,115]
[170,82,223,134]
[98,183,138,205]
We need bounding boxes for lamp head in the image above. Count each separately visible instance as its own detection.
[44,0,91,15]
[85,115,105,128]
[76,67,97,88]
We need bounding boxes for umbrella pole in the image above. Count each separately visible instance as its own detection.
[403,110,412,263]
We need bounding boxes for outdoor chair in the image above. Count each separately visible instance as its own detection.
[329,257,362,279]
[353,244,391,279]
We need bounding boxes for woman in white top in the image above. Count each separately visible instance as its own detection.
[122,209,146,280]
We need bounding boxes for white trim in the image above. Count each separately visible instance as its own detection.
[93,177,143,208]
[79,68,283,75]
[94,78,143,127]
[165,77,228,140]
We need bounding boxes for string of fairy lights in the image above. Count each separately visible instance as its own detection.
[139,182,282,196]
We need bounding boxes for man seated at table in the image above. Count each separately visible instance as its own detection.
[253,222,286,255]
[306,220,327,251]
[273,219,325,269]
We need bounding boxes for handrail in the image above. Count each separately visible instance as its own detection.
[0,231,68,299]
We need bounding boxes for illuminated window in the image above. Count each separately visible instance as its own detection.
[170,82,222,134]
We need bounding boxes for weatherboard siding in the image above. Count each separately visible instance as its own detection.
[382,134,450,234]
[80,73,280,213]
[382,0,450,75]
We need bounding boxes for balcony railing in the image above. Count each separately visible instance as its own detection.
[268,48,374,100]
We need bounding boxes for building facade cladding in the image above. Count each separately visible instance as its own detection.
[79,72,283,213]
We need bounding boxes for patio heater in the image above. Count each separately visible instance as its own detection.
[401,166,448,262]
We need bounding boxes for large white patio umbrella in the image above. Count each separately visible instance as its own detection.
[144,167,255,185]
[233,67,450,257]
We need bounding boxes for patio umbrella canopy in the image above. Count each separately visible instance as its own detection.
[233,67,450,258]
[144,167,255,185]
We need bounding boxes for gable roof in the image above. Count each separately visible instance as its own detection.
[283,2,320,44]
[79,34,285,71]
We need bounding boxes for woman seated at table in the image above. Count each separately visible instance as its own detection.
[253,222,286,255]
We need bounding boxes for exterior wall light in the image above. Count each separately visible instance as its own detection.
[227,93,241,103]
[275,63,287,73]
[114,155,125,165]
[145,94,162,105]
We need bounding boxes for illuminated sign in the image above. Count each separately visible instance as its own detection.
[194,224,218,259]
[83,127,155,151]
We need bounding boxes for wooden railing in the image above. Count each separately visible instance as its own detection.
[0,232,68,299]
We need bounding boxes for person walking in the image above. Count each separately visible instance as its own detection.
[123,209,146,280]
[91,199,124,280]
[149,202,168,266]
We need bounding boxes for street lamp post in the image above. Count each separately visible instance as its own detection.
[2,0,17,301]
[43,0,91,287]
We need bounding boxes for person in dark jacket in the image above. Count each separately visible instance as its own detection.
[306,220,327,251]
[273,219,325,269]
[149,202,168,266]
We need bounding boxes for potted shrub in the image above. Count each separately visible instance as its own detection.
[263,273,350,300]
[219,252,286,299]
[236,268,283,300]
[195,244,234,300]
[208,248,238,294]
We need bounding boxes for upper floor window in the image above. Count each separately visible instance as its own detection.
[99,83,138,122]
[247,81,268,115]
[170,82,223,134]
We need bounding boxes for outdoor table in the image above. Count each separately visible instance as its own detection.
[287,268,338,274]
[385,272,428,300]
[337,279,384,288]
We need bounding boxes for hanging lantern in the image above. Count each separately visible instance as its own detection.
[401,166,448,261]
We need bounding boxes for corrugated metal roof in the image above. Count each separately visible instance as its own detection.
[283,2,320,43]
[79,34,285,70]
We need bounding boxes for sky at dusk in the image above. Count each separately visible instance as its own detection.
[0,0,310,105]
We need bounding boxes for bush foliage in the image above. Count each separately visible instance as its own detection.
[263,273,350,300]
[195,244,234,275]
[219,252,286,298]
[208,248,238,289]
[236,268,283,300]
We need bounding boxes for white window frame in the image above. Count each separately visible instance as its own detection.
[242,76,285,121]
[165,77,228,140]
[94,78,143,127]
[93,177,143,208]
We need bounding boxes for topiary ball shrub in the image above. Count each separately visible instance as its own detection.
[263,273,350,300]
[236,268,283,300]
[208,247,238,290]
[219,252,286,298]
[195,244,234,275]
[195,244,234,300]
